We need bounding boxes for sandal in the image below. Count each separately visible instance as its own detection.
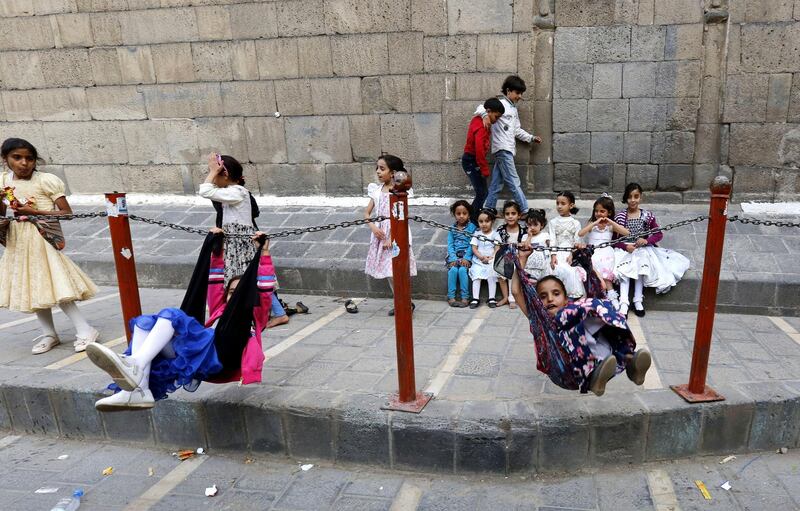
[73,328,99,353]
[448,299,459,308]
[487,298,497,308]
[468,299,480,309]
[295,302,309,314]
[344,299,359,314]
[31,334,60,355]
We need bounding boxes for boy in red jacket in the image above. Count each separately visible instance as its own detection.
[462,97,505,222]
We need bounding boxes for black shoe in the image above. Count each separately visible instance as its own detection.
[626,349,651,386]
[468,299,480,309]
[633,302,645,317]
[487,298,497,308]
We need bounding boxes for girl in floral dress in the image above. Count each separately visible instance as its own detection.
[364,154,417,315]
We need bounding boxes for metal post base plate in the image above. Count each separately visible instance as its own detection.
[381,392,433,413]
[671,384,725,403]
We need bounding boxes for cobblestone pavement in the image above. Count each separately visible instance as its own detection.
[1,433,798,511]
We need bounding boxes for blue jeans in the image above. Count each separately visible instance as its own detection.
[447,264,470,300]
[271,292,286,318]
[461,153,488,220]
[484,150,528,211]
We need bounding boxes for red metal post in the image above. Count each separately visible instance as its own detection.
[671,176,731,403]
[105,192,142,342]
[382,172,432,413]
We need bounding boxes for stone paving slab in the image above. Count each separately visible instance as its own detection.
[2,200,798,315]
[1,287,799,475]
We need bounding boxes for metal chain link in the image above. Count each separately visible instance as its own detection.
[411,214,709,252]
[728,215,800,229]
[5,211,108,221]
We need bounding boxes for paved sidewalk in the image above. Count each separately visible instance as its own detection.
[2,433,798,510]
[0,287,798,474]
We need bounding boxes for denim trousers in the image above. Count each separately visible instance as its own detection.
[447,264,470,300]
[484,150,528,211]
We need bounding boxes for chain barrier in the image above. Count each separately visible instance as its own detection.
[728,215,800,229]
[411,214,710,252]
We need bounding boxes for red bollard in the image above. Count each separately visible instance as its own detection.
[671,176,731,403]
[381,171,432,413]
[105,192,142,342]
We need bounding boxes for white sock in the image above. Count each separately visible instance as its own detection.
[619,277,630,305]
[606,289,619,301]
[487,277,497,299]
[35,308,57,337]
[59,301,94,338]
[130,326,152,389]
[129,318,176,370]
[472,280,482,300]
[633,279,644,306]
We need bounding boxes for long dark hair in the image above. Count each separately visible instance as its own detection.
[212,154,259,229]
[1,138,41,166]
[622,182,643,204]
[379,154,405,173]
[589,195,616,222]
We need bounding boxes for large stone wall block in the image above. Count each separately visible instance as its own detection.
[285,116,353,163]
[411,0,447,35]
[1,91,34,121]
[151,43,195,84]
[325,163,364,195]
[555,0,615,26]
[0,16,55,51]
[123,164,185,193]
[90,13,123,47]
[349,115,382,161]
[442,100,480,161]
[276,0,326,37]
[29,88,90,121]
[513,0,534,32]
[118,8,198,45]
[775,168,800,199]
[245,117,288,164]
[766,73,793,122]
[592,63,622,99]
[324,0,411,34]
[52,14,93,49]
[256,38,299,79]
[476,34,518,72]
[529,163,554,193]
[623,132,652,163]
[779,127,800,167]
[653,0,703,25]
[745,0,795,22]
[0,52,46,90]
[532,100,553,164]
[629,97,667,131]
[692,163,720,191]
[380,113,442,161]
[533,31,554,101]
[361,76,411,114]
[257,164,326,195]
[230,40,259,81]
[516,32,534,86]
[722,74,769,123]
[142,83,223,118]
[410,162,469,193]
[554,163,581,190]
[587,26,631,63]
[297,36,334,78]
[227,2,278,40]
[454,73,509,100]
[553,99,588,132]
[666,97,699,130]
[626,164,658,190]
[221,81,277,117]
[275,79,313,116]
[664,24,703,61]
[63,165,124,193]
[0,123,48,156]
[311,77,363,115]
[656,60,702,98]
[693,123,720,164]
[195,6,232,41]
[423,35,477,73]
[729,123,799,167]
[447,0,512,34]
[587,99,629,131]
[623,62,658,98]
[43,121,127,164]
[553,132,590,163]
[631,25,665,61]
[388,32,424,74]
[553,63,593,99]
[580,163,613,190]
[412,74,456,112]
[651,131,695,164]
[191,42,233,82]
[554,27,590,63]
[732,166,777,197]
[117,46,156,85]
[657,164,693,190]
[332,34,390,76]
[39,49,93,88]
[193,117,248,163]
[740,23,800,74]
[590,132,624,163]
[0,0,34,17]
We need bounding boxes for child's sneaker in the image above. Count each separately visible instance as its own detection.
[95,388,154,412]
[86,342,142,391]
[626,349,651,386]
[588,356,617,397]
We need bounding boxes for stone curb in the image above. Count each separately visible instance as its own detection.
[74,256,800,317]
[1,372,798,475]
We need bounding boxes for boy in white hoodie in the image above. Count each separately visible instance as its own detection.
[474,75,541,214]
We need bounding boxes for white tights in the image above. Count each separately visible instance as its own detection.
[619,277,644,305]
[35,302,94,338]
[472,277,497,300]
[128,318,178,390]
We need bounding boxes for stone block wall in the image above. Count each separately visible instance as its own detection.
[0,0,798,201]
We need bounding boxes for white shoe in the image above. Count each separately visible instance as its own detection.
[31,334,60,355]
[74,328,99,353]
[86,342,142,391]
[95,388,154,412]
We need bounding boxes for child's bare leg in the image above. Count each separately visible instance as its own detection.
[510,272,528,318]
[497,279,509,305]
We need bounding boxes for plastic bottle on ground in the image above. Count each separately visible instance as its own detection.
[50,489,83,511]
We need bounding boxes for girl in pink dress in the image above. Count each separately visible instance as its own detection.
[578,194,629,309]
[364,155,417,315]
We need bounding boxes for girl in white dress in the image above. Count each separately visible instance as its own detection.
[613,183,691,317]
[547,191,586,298]
[578,194,629,307]
[494,201,525,309]
[469,209,500,308]
[519,208,550,280]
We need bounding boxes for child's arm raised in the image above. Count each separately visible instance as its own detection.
[577,220,597,238]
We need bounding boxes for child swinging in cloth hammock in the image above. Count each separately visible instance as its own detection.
[510,245,652,396]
